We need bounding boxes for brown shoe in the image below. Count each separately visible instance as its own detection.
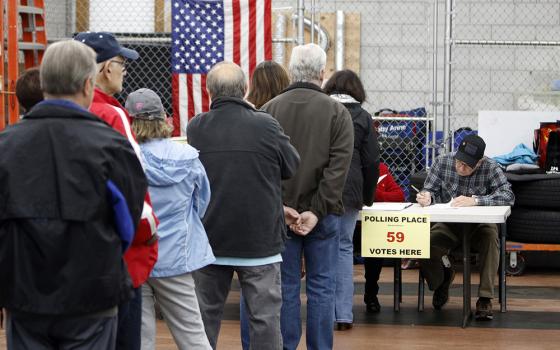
[335,322,353,331]
[475,298,494,320]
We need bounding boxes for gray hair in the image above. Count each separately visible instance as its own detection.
[288,43,326,83]
[206,61,246,99]
[40,40,97,96]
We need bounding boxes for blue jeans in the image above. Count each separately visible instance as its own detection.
[281,214,340,350]
[334,209,359,323]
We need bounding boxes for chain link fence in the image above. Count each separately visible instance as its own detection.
[42,1,560,194]
[41,0,436,196]
[450,0,560,147]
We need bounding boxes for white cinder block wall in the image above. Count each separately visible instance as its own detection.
[42,0,560,130]
[273,0,560,130]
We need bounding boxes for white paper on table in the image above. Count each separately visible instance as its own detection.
[430,200,458,209]
[377,174,387,184]
[363,202,413,211]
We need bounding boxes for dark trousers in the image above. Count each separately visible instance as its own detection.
[116,287,142,350]
[363,258,383,304]
[353,222,384,304]
[6,311,117,350]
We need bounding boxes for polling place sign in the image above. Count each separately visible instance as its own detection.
[361,211,430,258]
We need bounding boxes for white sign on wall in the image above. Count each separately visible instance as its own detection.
[478,111,560,157]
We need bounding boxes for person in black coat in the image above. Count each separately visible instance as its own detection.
[0,40,147,350]
[324,69,380,330]
[188,62,300,350]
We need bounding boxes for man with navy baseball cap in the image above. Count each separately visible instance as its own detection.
[75,32,159,350]
[74,32,139,63]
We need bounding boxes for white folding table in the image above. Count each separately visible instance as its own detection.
[362,204,511,327]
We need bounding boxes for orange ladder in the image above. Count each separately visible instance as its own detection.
[1,1,5,130]
[1,0,47,129]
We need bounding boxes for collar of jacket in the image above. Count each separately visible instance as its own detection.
[329,93,360,105]
[210,96,257,111]
[24,100,110,125]
[92,87,123,108]
[283,81,325,94]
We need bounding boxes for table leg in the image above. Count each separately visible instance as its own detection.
[500,223,507,313]
[399,261,403,303]
[418,271,424,312]
[462,233,472,328]
[394,258,401,312]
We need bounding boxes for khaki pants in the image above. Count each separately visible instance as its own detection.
[420,222,499,299]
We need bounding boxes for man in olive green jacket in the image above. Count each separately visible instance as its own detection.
[262,43,354,350]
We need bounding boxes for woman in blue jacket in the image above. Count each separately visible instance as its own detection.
[126,88,214,350]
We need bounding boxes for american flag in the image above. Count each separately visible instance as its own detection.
[171,0,272,135]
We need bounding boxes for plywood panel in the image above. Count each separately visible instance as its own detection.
[75,0,90,32]
[155,0,165,32]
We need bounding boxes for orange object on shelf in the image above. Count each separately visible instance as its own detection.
[506,241,560,252]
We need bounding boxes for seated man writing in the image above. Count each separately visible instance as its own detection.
[416,135,514,320]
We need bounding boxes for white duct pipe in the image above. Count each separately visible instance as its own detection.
[335,10,345,71]
[273,14,287,64]
[297,0,305,45]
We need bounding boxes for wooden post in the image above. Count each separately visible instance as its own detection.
[75,0,89,32]
[154,0,164,32]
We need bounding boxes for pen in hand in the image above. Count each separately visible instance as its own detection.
[414,186,431,207]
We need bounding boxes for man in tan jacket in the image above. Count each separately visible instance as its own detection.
[263,43,354,350]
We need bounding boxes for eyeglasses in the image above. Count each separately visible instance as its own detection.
[109,60,127,72]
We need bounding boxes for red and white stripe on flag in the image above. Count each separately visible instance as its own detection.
[172,0,272,136]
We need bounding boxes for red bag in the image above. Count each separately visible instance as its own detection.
[534,122,559,169]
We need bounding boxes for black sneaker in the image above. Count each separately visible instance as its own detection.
[365,296,381,313]
[475,298,494,320]
[432,267,455,310]
[335,322,353,331]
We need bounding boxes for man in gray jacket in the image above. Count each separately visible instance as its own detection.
[188,62,300,350]
[262,44,354,350]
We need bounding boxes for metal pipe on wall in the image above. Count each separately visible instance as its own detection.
[65,0,76,37]
[430,0,439,167]
[297,0,305,45]
[310,0,316,44]
[273,13,287,64]
[442,0,453,152]
[283,14,330,50]
[335,10,345,71]
[453,39,560,47]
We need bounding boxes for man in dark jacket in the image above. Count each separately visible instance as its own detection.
[0,40,147,350]
[262,44,354,350]
[188,61,300,350]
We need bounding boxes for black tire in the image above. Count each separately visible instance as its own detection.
[508,208,560,244]
[505,252,526,276]
[508,175,560,209]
